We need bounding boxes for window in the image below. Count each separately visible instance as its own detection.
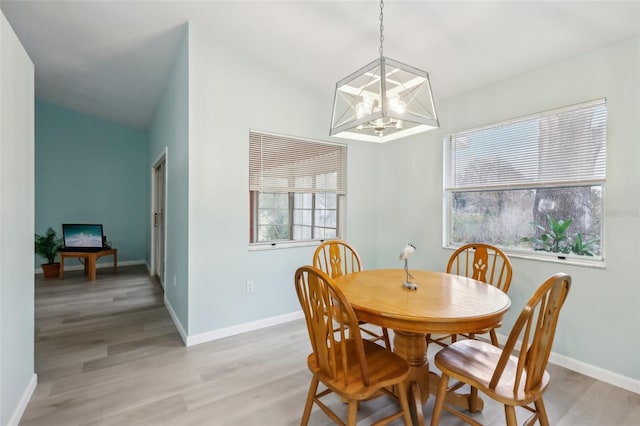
[444,99,607,261]
[249,131,347,245]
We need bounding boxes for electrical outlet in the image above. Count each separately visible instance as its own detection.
[246,280,255,293]
[173,275,177,287]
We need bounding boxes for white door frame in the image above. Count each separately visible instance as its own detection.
[151,148,168,287]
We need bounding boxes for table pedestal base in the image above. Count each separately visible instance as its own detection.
[393,331,429,425]
[393,330,484,426]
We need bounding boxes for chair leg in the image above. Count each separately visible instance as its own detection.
[396,381,413,425]
[430,372,449,426]
[469,386,479,413]
[490,329,499,346]
[505,405,518,426]
[534,398,550,426]
[347,399,358,426]
[382,327,391,349]
[301,376,319,426]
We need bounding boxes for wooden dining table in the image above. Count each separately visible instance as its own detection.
[333,268,511,426]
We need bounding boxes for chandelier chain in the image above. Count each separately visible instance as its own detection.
[329,0,439,141]
[379,0,384,57]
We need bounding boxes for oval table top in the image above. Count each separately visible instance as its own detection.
[333,269,511,334]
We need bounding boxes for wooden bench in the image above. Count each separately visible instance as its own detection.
[59,248,117,281]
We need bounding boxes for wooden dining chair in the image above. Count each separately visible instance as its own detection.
[313,240,391,348]
[430,273,571,426]
[295,266,413,426]
[428,243,513,347]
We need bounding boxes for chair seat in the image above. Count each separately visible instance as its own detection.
[308,339,409,400]
[435,339,550,405]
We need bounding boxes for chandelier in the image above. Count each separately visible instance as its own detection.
[330,0,439,143]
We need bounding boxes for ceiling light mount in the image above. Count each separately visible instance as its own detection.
[330,0,439,143]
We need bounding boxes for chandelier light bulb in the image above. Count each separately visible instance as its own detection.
[357,97,377,119]
[389,96,406,114]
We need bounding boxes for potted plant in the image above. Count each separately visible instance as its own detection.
[35,227,62,278]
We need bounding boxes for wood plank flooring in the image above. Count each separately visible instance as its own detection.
[22,265,640,425]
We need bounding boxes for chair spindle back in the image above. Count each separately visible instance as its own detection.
[447,243,513,292]
[295,265,369,387]
[313,240,362,279]
[489,273,571,393]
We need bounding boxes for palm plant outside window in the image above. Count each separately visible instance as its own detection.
[444,99,606,262]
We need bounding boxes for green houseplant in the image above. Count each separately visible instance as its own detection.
[521,215,600,256]
[521,215,573,254]
[35,227,63,278]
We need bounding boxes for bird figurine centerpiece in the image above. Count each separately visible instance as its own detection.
[399,243,417,290]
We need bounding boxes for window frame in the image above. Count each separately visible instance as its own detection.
[442,187,606,268]
[249,191,344,247]
[443,99,607,267]
[248,130,347,249]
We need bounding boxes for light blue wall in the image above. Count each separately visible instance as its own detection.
[35,100,148,267]
[187,23,379,335]
[1,11,35,426]
[148,26,189,333]
[375,36,640,381]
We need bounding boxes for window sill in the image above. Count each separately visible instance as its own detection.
[444,246,605,269]
[248,240,324,251]
[510,251,605,269]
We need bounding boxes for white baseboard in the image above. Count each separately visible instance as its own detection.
[495,332,639,395]
[185,311,304,347]
[165,297,188,345]
[34,259,146,275]
[179,316,639,394]
[8,373,37,426]
[549,351,640,394]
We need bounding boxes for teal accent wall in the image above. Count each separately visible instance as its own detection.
[148,26,189,333]
[35,100,148,268]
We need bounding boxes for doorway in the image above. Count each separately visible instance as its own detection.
[152,150,167,288]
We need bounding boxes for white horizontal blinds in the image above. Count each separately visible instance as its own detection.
[249,131,347,194]
[445,99,607,191]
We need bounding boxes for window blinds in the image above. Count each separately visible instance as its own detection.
[445,99,607,191]
[249,131,347,194]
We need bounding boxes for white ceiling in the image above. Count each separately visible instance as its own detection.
[2,1,639,131]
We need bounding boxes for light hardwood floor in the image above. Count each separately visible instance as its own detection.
[22,265,639,425]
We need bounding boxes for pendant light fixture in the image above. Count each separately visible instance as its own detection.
[330,0,439,143]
